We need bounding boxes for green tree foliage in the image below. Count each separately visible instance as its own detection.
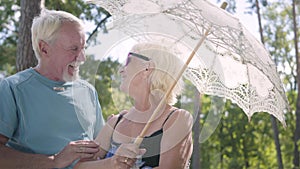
[0,0,20,74]
[263,1,297,91]
[261,2,299,168]
[197,99,284,169]
[188,1,298,168]
[80,56,122,120]
[44,0,110,43]
[193,1,298,169]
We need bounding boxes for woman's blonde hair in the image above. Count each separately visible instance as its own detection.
[130,43,184,105]
[31,9,84,60]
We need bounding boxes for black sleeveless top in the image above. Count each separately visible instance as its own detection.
[105,109,178,168]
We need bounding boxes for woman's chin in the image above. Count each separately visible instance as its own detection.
[119,85,129,94]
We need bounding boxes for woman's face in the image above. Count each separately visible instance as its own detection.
[119,52,150,94]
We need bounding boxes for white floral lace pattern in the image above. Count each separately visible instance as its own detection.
[89,0,288,126]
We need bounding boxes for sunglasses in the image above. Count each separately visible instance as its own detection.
[125,52,150,66]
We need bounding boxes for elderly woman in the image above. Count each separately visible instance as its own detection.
[75,43,193,169]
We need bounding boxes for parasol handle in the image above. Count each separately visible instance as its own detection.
[133,2,228,146]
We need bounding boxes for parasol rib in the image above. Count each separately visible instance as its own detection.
[134,2,228,146]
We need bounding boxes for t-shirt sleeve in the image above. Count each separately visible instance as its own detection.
[93,90,105,139]
[0,79,18,138]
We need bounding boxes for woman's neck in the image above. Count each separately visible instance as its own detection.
[125,94,168,123]
[133,96,151,112]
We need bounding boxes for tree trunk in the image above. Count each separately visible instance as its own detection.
[255,0,283,168]
[16,0,44,72]
[292,0,300,168]
[271,116,284,169]
[192,88,201,169]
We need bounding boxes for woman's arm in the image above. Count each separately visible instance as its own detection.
[155,109,193,169]
[75,112,140,169]
[92,114,120,159]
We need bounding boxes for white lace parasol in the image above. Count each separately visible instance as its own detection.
[88,0,289,127]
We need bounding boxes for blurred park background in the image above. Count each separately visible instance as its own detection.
[0,0,299,168]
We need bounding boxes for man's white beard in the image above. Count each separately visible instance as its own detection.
[62,68,80,82]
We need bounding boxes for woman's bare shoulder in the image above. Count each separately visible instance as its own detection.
[106,110,129,127]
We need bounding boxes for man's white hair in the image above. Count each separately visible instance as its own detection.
[31,9,84,61]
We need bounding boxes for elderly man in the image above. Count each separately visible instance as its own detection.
[0,9,139,169]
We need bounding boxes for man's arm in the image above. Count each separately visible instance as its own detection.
[0,134,56,169]
[0,134,99,169]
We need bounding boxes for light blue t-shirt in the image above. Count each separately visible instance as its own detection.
[0,68,105,168]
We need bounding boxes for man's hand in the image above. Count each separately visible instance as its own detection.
[52,140,99,168]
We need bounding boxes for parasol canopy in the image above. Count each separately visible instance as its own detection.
[88,0,289,129]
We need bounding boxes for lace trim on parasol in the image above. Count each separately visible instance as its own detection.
[184,67,286,126]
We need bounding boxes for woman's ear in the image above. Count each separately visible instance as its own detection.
[143,61,154,76]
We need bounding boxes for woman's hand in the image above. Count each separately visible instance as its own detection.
[111,143,145,169]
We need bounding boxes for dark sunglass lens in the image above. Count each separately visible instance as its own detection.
[128,52,150,61]
[125,57,131,66]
